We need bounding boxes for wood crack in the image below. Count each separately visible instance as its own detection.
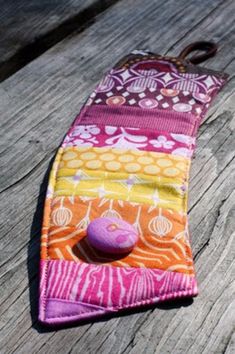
[119,310,155,354]
[0,150,55,194]
[189,152,235,213]
[0,0,234,351]
[65,324,94,354]
[191,127,233,184]
[193,196,228,261]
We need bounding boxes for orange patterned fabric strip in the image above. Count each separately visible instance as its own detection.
[41,196,194,275]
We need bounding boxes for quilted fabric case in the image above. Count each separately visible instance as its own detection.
[39,42,228,325]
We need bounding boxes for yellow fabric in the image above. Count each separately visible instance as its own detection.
[54,169,187,212]
[59,146,189,181]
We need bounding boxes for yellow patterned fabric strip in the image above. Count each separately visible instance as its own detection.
[54,169,188,212]
[50,146,190,213]
[59,146,190,181]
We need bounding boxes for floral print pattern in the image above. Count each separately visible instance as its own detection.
[63,125,195,157]
[40,49,227,325]
[64,125,101,147]
[149,136,175,149]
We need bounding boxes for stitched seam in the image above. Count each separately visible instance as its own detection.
[64,123,197,147]
[45,161,192,277]
[41,93,198,316]
[44,286,198,320]
[46,257,194,274]
[42,147,64,321]
[183,158,195,273]
[42,156,192,309]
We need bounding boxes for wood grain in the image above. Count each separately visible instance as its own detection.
[0,0,118,81]
[0,0,234,353]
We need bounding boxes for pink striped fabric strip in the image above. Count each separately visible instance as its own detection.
[39,259,198,323]
[42,259,198,305]
[78,105,199,136]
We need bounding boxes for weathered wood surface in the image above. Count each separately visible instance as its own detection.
[0,0,117,81]
[0,0,234,353]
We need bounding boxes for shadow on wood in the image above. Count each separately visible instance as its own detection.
[27,153,55,333]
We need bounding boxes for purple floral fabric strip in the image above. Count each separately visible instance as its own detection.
[63,124,195,158]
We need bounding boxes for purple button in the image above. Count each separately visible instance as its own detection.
[87,217,139,254]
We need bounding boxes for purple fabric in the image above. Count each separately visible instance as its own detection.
[87,217,138,254]
[39,50,227,326]
[45,299,110,324]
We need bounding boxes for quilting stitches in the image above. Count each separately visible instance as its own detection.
[59,147,189,178]
[90,87,206,116]
[53,147,189,211]
[80,105,197,136]
[39,47,227,325]
[42,260,197,308]
[62,126,195,157]
[39,147,64,321]
[54,176,187,212]
[40,260,198,324]
[45,196,193,273]
[95,67,224,95]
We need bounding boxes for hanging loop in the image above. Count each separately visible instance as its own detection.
[178,41,218,64]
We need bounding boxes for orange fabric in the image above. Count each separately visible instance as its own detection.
[41,196,194,275]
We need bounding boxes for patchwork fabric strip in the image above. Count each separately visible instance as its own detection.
[39,42,228,325]
[43,197,193,272]
[62,126,196,157]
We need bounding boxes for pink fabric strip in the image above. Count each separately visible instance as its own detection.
[62,124,195,158]
[39,260,198,324]
[92,88,204,116]
[96,66,226,96]
[79,105,198,136]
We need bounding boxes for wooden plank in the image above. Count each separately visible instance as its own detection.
[0,0,234,353]
[0,0,118,81]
